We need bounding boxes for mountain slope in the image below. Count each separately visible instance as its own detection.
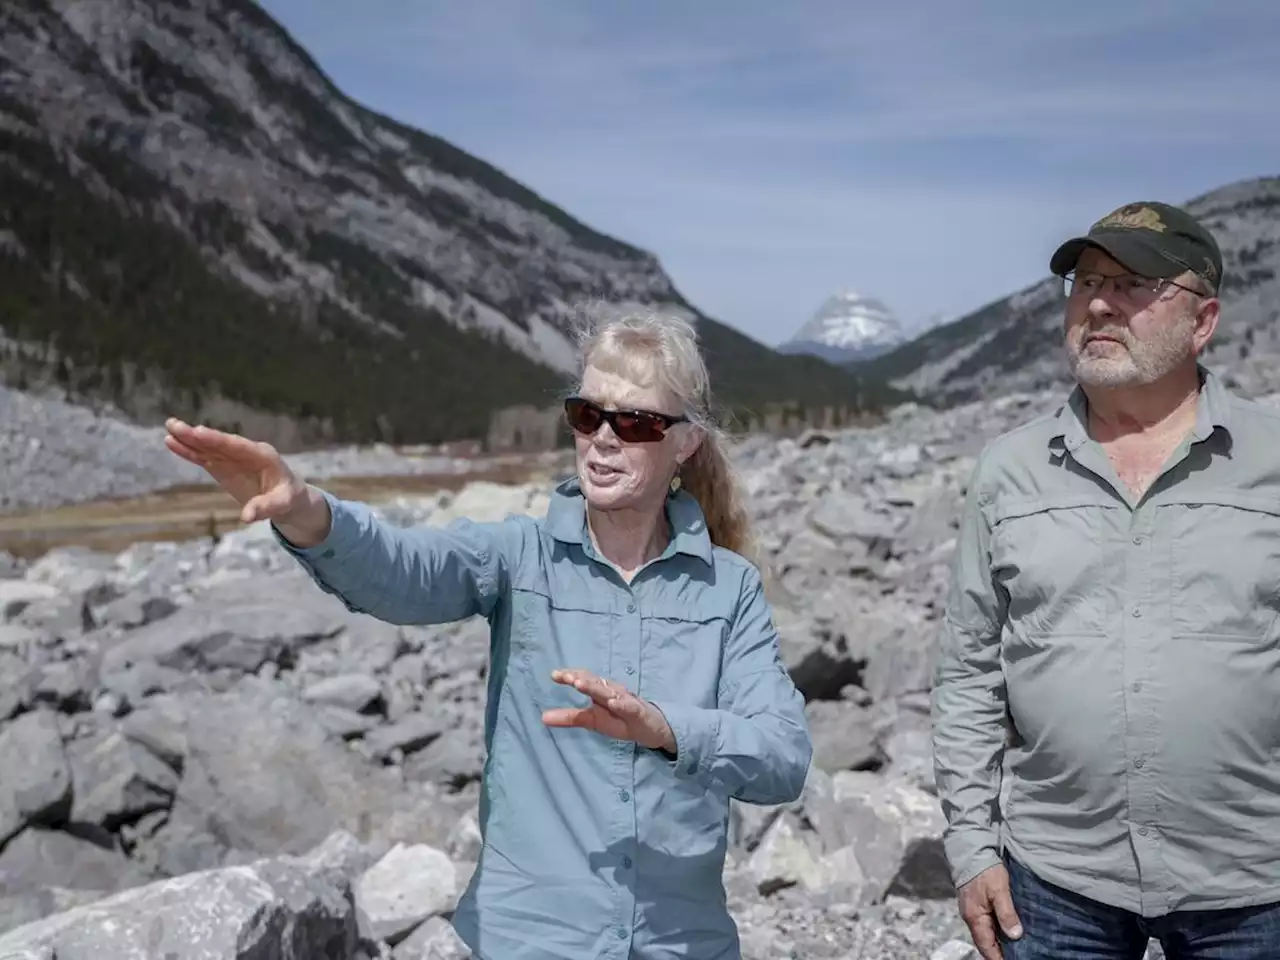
[0,0,902,450]
[778,290,906,364]
[854,176,1280,405]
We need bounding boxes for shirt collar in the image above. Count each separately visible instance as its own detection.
[544,475,715,566]
[1051,363,1232,452]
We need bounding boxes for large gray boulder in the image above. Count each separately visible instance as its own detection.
[0,847,361,960]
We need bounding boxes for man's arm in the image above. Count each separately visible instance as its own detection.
[931,451,1011,888]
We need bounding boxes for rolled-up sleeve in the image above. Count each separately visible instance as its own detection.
[272,487,522,625]
[651,568,813,806]
[931,451,1010,888]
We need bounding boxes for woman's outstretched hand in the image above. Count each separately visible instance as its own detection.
[543,669,677,753]
[163,418,331,547]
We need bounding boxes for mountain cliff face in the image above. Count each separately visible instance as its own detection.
[0,0,899,451]
[856,176,1280,404]
[778,290,906,364]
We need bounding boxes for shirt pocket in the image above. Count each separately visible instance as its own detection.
[990,494,1119,639]
[508,587,614,712]
[1160,492,1280,641]
[640,614,726,710]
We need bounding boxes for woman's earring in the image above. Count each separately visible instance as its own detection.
[669,474,682,493]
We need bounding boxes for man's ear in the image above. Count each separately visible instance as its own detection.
[1193,296,1221,353]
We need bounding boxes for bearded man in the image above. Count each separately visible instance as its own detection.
[932,201,1280,959]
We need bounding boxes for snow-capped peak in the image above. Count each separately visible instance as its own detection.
[779,290,906,364]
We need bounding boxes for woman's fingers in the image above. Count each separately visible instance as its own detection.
[551,668,588,688]
[165,418,218,453]
[542,673,666,747]
[541,705,627,740]
[165,418,274,468]
[165,427,250,486]
[552,669,626,708]
[164,417,193,437]
[541,706,592,728]
[163,434,208,469]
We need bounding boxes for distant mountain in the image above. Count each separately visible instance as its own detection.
[779,291,907,364]
[854,176,1280,404]
[0,0,904,451]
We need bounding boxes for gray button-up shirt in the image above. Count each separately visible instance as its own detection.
[275,476,811,959]
[931,365,1280,917]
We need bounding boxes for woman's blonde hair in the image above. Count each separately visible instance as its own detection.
[571,308,755,560]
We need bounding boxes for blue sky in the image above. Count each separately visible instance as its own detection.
[257,0,1280,347]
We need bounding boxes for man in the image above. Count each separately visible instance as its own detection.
[932,200,1280,960]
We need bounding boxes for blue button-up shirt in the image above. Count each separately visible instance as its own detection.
[275,476,812,959]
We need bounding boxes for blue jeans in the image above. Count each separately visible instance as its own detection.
[1001,854,1280,960]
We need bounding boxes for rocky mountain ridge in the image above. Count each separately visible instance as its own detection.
[856,175,1280,405]
[0,0,896,452]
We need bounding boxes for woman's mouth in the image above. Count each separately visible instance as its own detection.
[587,462,622,483]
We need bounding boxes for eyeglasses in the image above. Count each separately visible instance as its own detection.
[1062,271,1206,305]
[563,396,688,443]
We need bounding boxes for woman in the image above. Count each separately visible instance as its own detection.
[163,311,812,960]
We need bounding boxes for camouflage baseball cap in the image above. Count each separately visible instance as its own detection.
[1049,201,1223,290]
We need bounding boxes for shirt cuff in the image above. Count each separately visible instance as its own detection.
[648,700,721,782]
[270,488,354,561]
[945,829,1003,888]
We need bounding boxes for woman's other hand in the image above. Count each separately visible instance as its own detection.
[163,418,331,547]
[543,668,677,753]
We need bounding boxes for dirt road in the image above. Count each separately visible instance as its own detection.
[0,457,565,560]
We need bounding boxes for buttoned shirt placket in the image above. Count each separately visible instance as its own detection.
[1058,413,1212,915]
[577,535,640,955]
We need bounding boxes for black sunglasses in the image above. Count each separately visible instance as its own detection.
[564,396,688,443]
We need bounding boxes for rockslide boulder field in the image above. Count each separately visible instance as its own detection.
[7,382,1272,958]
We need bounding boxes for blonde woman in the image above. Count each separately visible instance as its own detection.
[164,311,812,960]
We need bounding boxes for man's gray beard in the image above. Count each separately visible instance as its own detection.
[1067,321,1195,388]
[1069,351,1150,388]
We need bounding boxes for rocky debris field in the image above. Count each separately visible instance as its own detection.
[3,380,1266,959]
[0,384,487,515]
